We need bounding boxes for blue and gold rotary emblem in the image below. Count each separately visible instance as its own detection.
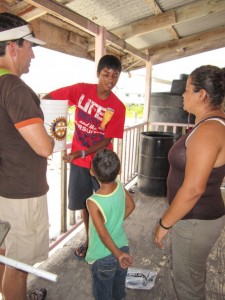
[50,116,67,141]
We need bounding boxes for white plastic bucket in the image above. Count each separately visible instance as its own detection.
[40,99,68,153]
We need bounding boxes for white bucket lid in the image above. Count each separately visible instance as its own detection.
[40,99,68,107]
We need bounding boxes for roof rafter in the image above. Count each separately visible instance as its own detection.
[111,0,225,40]
[112,9,176,40]
[23,0,148,61]
[149,25,225,64]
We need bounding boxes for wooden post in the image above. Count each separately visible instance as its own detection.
[60,150,67,232]
[95,26,106,79]
[144,58,152,129]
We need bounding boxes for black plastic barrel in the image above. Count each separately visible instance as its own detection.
[138,132,179,197]
[150,92,195,124]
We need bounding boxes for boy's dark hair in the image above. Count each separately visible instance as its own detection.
[97,55,122,74]
[0,13,27,56]
[92,149,121,183]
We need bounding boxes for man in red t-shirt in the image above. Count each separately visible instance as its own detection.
[44,55,126,259]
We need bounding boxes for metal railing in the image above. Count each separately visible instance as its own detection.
[113,122,148,185]
[150,121,194,134]
[113,121,194,185]
[56,120,192,233]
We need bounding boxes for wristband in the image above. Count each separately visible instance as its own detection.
[81,150,86,158]
[159,218,172,230]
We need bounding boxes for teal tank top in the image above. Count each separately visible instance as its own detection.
[85,180,128,263]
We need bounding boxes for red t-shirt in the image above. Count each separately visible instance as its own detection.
[50,83,125,168]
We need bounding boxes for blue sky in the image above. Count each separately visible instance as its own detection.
[22,46,225,95]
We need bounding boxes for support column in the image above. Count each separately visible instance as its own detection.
[95,26,106,79]
[143,58,152,127]
[61,150,67,232]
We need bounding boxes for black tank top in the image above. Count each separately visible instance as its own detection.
[167,117,225,220]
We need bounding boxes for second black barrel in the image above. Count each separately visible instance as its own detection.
[138,131,179,197]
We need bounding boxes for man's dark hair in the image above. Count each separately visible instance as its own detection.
[92,149,121,183]
[97,55,122,74]
[0,13,28,56]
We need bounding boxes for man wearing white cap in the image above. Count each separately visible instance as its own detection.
[0,13,54,300]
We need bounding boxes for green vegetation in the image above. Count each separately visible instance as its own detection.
[125,104,144,118]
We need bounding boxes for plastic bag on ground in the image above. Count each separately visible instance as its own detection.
[125,267,157,290]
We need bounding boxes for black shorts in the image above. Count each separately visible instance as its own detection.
[68,163,99,210]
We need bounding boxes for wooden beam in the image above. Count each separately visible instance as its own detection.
[69,32,88,50]
[121,32,225,68]
[145,0,183,53]
[145,0,162,15]
[20,7,46,21]
[41,14,90,38]
[112,10,176,40]
[144,59,152,123]
[24,0,99,36]
[148,26,225,56]
[95,26,106,74]
[105,31,148,61]
[31,19,93,60]
[145,0,181,41]
[175,0,225,23]
[9,2,31,15]
[24,0,148,62]
[152,39,225,65]
[149,26,225,64]
[111,0,225,40]
[166,27,179,40]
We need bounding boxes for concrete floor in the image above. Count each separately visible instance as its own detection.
[27,185,225,300]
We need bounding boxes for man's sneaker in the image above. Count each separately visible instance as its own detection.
[27,288,47,300]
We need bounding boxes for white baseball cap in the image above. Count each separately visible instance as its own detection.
[0,24,45,45]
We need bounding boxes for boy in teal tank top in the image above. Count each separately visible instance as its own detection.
[85,149,135,300]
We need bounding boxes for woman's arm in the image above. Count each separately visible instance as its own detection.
[155,122,224,247]
[124,188,135,220]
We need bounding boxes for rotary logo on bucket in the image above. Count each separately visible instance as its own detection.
[40,99,68,152]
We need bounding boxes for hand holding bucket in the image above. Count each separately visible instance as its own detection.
[40,99,68,152]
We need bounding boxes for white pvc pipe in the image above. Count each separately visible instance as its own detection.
[0,255,58,282]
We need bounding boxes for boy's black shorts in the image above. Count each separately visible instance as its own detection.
[68,163,99,210]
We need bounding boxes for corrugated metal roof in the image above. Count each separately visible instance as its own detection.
[127,29,172,50]
[66,0,154,30]
[175,10,225,37]
[157,0,196,11]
